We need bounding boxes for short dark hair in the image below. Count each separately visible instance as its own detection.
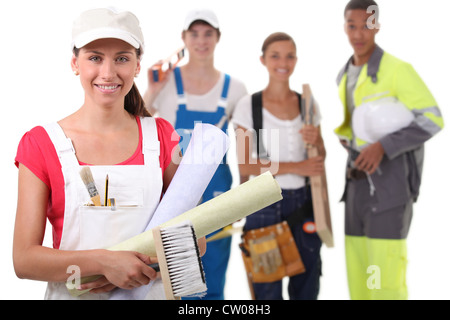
[344,0,379,16]
[261,32,296,57]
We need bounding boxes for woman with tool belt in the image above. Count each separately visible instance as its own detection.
[143,9,247,300]
[12,8,204,300]
[233,32,325,300]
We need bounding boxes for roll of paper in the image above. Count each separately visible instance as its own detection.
[69,171,282,298]
[68,123,229,298]
[110,171,282,255]
[108,123,230,299]
[110,171,282,298]
[145,122,230,229]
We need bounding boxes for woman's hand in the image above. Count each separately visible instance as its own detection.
[81,250,158,294]
[300,125,321,146]
[301,125,326,158]
[296,156,325,177]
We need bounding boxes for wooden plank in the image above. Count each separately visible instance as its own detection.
[302,84,334,248]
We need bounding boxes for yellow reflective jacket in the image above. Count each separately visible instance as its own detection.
[336,45,443,211]
[336,45,443,156]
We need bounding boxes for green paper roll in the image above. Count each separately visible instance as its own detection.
[69,171,282,296]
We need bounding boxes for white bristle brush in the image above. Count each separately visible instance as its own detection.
[152,221,207,300]
[79,167,102,206]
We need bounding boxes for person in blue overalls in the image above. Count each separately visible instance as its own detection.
[144,9,247,299]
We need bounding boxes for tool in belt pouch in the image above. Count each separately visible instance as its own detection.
[240,202,312,283]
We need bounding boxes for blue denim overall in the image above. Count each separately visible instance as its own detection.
[173,67,232,300]
[245,187,322,300]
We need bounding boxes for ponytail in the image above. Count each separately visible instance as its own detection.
[125,83,151,117]
[124,48,151,117]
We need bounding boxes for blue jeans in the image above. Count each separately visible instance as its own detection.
[244,187,322,300]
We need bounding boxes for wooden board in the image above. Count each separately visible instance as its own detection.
[302,84,334,248]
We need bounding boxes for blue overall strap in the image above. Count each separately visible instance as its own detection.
[218,74,231,109]
[173,67,187,109]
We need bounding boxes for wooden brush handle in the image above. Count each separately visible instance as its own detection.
[152,228,180,300]
[91,194,102,206]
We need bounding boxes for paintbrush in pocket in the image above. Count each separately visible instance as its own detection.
[152,221,207,300]
[79,167,102,206]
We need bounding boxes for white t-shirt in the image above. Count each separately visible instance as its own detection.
[153,71,247,126]
[346,63,363,149]
[232,93,321,190]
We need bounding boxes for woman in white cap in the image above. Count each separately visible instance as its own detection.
[13,7,193,299]
[143,9,247,300]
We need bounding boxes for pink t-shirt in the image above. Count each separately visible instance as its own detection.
[15,117,180,249]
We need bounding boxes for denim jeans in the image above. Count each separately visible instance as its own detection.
[244,187,322,300]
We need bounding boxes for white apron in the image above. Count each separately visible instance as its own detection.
[42,117,163,300]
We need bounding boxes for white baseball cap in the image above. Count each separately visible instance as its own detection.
[183,9,220,31]
[71,7,145,52]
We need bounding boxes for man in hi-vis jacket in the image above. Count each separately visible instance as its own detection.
[336,0,444,299]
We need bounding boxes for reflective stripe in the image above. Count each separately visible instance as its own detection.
[412,105,442,117]
[410,105,443,135]
[413,113,443,136]
[361,91,391,103]
[336,49,444,143]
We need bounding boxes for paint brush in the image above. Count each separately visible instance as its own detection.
[79,167,102,206]
[152,221,207,300]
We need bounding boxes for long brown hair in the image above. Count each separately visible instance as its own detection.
[73,47,151,117]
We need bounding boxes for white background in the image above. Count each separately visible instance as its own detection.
[1,0,449,300]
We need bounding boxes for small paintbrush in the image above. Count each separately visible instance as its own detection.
[79,167,102,206]
[152,221,207,300]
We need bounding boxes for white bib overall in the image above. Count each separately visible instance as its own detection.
[42,117,163,300]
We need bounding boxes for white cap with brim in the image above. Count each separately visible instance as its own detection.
[71,8,144,53]
[183,9,220,31]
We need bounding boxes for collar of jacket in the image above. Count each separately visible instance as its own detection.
[336,44,384,85]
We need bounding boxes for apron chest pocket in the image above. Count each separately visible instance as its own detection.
[79,206,150,250]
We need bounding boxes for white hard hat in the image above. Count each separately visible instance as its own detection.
[352,97,414,143]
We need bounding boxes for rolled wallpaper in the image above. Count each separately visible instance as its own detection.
[67,123,282,298]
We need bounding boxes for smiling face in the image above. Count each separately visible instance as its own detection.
[344,9,379,65]
[260,40,297,82]
[71,38,141,109]
[182,22,220,61]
